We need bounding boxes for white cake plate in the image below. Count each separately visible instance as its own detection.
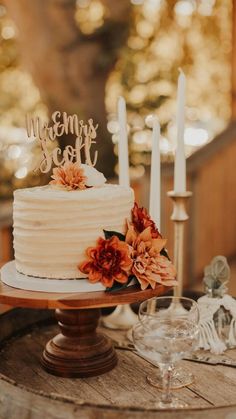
[0,261,105,293]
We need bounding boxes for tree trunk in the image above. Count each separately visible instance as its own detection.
[4,0,132,178]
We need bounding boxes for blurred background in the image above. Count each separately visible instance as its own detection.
[0,0,235,294]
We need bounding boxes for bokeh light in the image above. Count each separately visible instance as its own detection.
[0,0,233,196]
[106,0,232,170]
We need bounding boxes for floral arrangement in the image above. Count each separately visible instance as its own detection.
[50,161,106,190]
[79,203,177,291]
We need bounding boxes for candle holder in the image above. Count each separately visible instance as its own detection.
[102,304,138,330]
[167,191,192,297]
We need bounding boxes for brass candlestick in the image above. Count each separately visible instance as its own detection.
[167,191,192,297]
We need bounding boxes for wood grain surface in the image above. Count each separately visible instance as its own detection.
[0,308,236,418]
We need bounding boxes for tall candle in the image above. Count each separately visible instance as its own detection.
[149,117,161,230]
[174,69,186,193]
[118,96,130,187]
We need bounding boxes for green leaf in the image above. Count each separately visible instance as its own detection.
[161,248,170,260]
[105,282,128,292]
[128,275,139,284]
[106,275,137,292]
[103,230,125,241]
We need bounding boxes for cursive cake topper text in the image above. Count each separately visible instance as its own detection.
[26,111,98,173]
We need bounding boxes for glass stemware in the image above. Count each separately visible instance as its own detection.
[138,296,200,390]
[132,296,199,408]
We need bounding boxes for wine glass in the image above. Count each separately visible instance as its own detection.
[139,297,200,324]
[138,296,199,390]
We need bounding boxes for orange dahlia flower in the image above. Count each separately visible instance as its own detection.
[79,236,133,288]
[50,162,87,190]
[132,202,161,238]
[126,224,177,290]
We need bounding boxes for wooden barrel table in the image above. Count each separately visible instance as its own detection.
[1,307,236,418]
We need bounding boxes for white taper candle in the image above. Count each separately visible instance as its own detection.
[117,96,130,187]
[149,116,161,230]
[174,69,186,193]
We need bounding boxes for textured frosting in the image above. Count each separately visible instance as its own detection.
[13,184,134,279]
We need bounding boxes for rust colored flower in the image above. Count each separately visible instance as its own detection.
[126,224,177,291]
[79,236,133,288]
[132,202,161,238]
[50,162,87,190]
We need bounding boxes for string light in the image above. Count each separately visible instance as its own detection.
[107,120,119,134]
[0,0,232,197]
[15,167,28,179]
[145,114,156,129]
[131,0,144,5]
[106,0,231,169]
[184,127,209,146]
[2,24,15,39]
[174,1,196,16]
[160,137,171,153]
[7,145,21,159]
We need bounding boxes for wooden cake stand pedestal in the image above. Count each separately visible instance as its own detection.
[0,282,169,378]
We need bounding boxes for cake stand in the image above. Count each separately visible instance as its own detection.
[0,281,169,378]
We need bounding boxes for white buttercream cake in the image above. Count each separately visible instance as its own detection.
[13,184,134,279]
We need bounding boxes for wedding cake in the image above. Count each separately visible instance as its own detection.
[10,112,176,292]
[13,181,134,279]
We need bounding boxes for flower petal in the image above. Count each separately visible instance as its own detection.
[138,227,152,242]
[115,271,129,284]
[151,238,167,253]
[101,275,114,288]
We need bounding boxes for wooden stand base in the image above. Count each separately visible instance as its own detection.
[41,308,118,378]
[0,280,169,378]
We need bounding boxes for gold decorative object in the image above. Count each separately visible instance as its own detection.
[167,191,192,297]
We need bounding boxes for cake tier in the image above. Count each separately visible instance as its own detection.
[13,184,134,279]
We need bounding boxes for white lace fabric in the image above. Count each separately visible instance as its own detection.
[197,294,236,354]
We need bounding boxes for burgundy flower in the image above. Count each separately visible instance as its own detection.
[132,202,161,238]
[79,236,132,288]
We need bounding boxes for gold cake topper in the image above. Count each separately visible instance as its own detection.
[26,111,98,173]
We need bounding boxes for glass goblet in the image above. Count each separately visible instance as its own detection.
[138,296,200,390]
[132,300,199,409]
